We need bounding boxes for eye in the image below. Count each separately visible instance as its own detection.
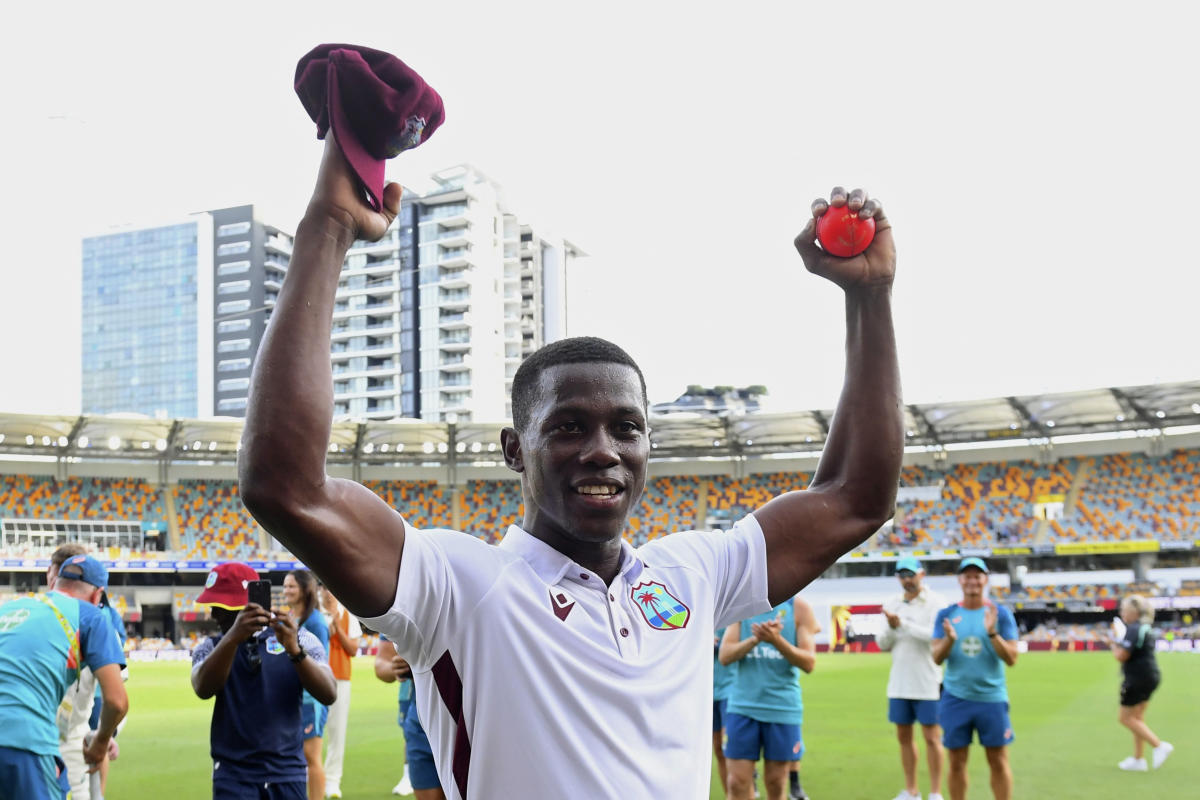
[616,420,642,435]
[557,421,583,434]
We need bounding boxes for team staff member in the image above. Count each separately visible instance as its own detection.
[374,636,444,800]
[1111,594,1172,771]
[284,570,330,800]
[719,597,820,800]
[239,116,903,796]
[191,563,336,800]
[712,627,735,799]
[320,588,360,799]
[876,556,945,800]
[932,558,1018,800]
[0,554,127,800]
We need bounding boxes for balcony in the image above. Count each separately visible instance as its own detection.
[266,235,293,255]
[264,259,288,273]
[438,311,471,330]
[439,270,470,290]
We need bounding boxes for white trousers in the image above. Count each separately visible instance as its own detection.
[323,678,353,789]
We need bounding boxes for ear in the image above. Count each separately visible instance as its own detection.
[90,587,104,606]
[500,427,524,473]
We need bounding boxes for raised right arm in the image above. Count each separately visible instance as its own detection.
[240,137,407,618]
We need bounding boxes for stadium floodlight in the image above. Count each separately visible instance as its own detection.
[208,441,217,451]
[396,443,404,452]
[437,442,449,453]
[193,440,202,450]
[746,439,754,445]
[423,442,435,453]
[1193,403,1200,414]
[363,443,375,454]
[141,441,150,449]
[1155,410,1166,418]
[25,435,34,445]
[1116,414,1125,422]
[379,443,388,453]
[1009,423,1020,430]
[58,436,68,447]
[470,442,481,453]
[805,436,813,443]
[155,439,167,451]
[42,436,52,446]
[77,436,88,448]
[487,443,496,452]
[0,433,4,444]
[328,442,338,453]
[107,436,121,450]
[1045,420,1055,428]
[456,442,466,453]
[905,430,915,437]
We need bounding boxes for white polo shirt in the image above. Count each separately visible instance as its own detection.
[363,515,770,799]
[875,587,946,701]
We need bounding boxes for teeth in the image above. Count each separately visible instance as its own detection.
[577,485,618,496]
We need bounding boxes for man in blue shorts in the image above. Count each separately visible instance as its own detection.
[719,597,820,800]
[932,558,1019,800]
[713,627,735,798]
[877,556,945,800]
[374,636,444,800]
[191,562,336,800]
[0,554,128,800]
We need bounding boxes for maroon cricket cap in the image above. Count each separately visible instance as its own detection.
[295,44,445,211]
[196,562,260,611]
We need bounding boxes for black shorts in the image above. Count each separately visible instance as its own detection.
[1120,675,1160,707]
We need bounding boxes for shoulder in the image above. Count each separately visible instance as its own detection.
[934,603,957,620]
[637,515,764,568]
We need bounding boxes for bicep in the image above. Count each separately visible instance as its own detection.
[754,488,870,604]
[260,477,407,618]
[93,663,127,705]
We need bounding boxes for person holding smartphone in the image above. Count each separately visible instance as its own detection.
[191,563,336,800]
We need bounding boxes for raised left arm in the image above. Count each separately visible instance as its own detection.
[756,188,903,605]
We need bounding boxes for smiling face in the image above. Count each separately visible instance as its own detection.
[958,566,989,606]
[282,573,300,607]
[502,362,650,551]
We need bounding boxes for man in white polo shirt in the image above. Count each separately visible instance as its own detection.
[876,556,946,800]
[239,132,904,798]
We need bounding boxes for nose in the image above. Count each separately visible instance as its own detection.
[578,427,619,468]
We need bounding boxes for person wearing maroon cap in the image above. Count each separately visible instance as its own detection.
[190,563,336,800]
[240,44,901,799]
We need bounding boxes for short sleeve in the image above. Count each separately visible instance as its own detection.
[191,636,217,666]
[931,606,948,639]
[297,628,328,664]
[1120,621,1139,650]
[78,603,125,673]
[998,606,1018,640]
[639,514,770,629]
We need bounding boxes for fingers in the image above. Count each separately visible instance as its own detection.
[382,182,403,222]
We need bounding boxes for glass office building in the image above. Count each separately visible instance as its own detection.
[81,216,213,418]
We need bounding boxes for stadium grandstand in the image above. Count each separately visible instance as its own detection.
[2,380,1200,654]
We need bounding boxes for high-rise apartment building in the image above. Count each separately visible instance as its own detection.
[82,168,579,423]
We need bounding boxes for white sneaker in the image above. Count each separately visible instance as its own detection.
[1152,741,1174,769]
[929,794,945,800]
[1118,756,1148,771]
[392,771,414,795]
[892,792,921,800]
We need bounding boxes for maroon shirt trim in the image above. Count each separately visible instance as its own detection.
[432,650,470,797]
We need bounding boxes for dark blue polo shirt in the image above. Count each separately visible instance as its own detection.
[191,628,326,783]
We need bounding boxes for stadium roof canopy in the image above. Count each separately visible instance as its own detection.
[1,380,1197,467]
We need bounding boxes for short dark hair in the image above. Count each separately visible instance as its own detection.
[51,543,88,568]
[510,336,647,430]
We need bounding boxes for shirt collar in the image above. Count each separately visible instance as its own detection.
[498,525,643,584]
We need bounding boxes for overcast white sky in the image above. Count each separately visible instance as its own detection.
[2,1,1197,417]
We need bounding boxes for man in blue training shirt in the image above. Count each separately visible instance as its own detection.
[191,562,336,800]
[719,597,820,800]
[932,558,1019,800]
[0,554,128,800]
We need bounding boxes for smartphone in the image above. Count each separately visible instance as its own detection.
[247,579,272,613]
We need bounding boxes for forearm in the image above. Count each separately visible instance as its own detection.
[810,286,903,530]
[931,637,953,665]
[94,698,126,740]
[333,625,357,655]
[295,659,338,704]
[875,627,896,650]
[239,212,355,524]
[719,637,759,666]
[991,637,1019,666]
[772,640,817,673]
[901,620,934,644]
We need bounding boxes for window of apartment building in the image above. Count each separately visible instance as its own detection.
[217,338,251,353]
[217,241,252,256]
[217,279,251,295]
[217,221,252,238]
[217,299,251,315]
[217,397,248,412]
[217,260,251,276]
[217,358,251,372]
[217,318,251,334]
[218,377,250,393]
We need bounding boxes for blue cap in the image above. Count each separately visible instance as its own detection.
[895,556,923,574]
[58,554,109,589]
[957,556,989,574]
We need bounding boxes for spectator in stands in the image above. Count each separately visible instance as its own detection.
[877,557,946,800]
[239,126,901,797]
[719,597,820,800]
[0,554,127,800]
[191,562,336,800]
[373,636,444,800]
[320,587,361,799]
[713,627,735,799]
[283,569,331,800]
[932,558,1019,800]
[1111,594,1172,771]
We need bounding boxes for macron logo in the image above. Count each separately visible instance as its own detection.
[550,590,575,622]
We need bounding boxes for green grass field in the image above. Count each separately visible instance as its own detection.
[105,653,1198,799]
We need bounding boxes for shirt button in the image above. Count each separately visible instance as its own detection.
[620,628,629,637]
[580,573,590,580]
[609,593,615,601]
